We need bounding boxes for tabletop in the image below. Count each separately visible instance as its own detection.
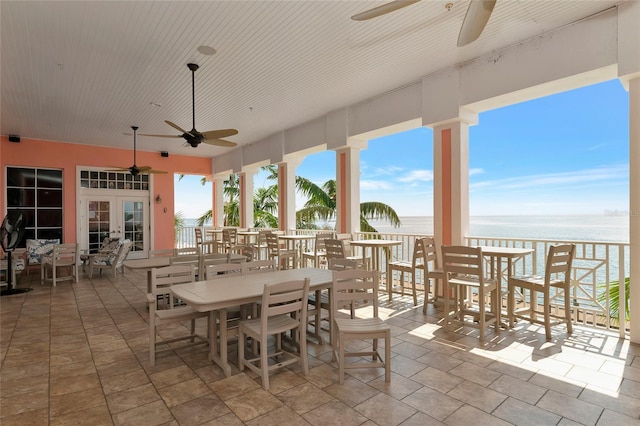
[350,240,403,248]
[124,257,171,270]
[278,234,315,240]
[476,246,534,258]
[171,267,333,312]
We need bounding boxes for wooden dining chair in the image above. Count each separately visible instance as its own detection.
[324,238,366,271]
[265,232,296,270]
[302,232,334,268]
[508,244,575,340]
[170,252,201,280]
[422,236,445,313]
[41,242,78,286]
[238,278,310,390]
[241,259,277,274]
[442,245,499,342]
[386,237,427,305]
[331,268,390,384]
[147,264,207,366]
[88,240,132,279]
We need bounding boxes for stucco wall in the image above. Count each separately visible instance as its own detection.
[1,136,212,251]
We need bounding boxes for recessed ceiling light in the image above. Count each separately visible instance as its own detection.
[197,45,217,56]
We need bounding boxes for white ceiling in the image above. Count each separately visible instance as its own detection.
[0,0,623,158]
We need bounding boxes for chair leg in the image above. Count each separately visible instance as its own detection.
[260,336,270,390]
[423,278,430,314]
[299,324,309,375]
[388,270,394,302]
[479,289,486,342]
[544,290,552,341]
[384,331,391,383]
[493,287,500,331]
[238,327,245,371]
[508,282,515,328]
[564,285,573,335]
[149,316,156,367]
[411,273,417,306]
[338,333,345,384]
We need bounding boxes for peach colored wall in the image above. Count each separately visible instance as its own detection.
[1,136,212,250]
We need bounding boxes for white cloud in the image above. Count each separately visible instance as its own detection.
[366,165,404,178]
[471,165,627,192]
[469,168,485,176]
[361,180,393,190]
[397,170,433,183]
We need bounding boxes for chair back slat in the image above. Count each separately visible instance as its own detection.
[204,262,242,280]
[261,279,310,320]
[442,246,483,276]
[242,259,277,274]
[149,264,195,309]
[545,244,575,282]
[411,238,426,268]
[331,269,379,317]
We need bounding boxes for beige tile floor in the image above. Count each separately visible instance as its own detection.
[1,269,639,425]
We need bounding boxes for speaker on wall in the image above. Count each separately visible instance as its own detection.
[8,135,20,143]
[160,151,169,157]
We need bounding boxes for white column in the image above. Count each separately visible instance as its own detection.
[277,157,302,231]
[335,146,362,234]
[629,77,640,343]
[432,118,474,247]
[238,169,256,228]
[212,177,225,227]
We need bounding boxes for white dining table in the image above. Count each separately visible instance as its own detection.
[171,267,333,376]
[124,253,246,292]
[475,246,535,327]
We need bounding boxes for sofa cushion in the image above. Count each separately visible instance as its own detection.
[26,239,60,265]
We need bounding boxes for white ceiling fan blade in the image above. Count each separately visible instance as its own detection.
[202,129,239,140]
[202,138,237,148]
[351,0,421,21]
[165,120,188,134]
[457,0,496,47]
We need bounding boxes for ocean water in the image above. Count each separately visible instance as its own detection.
[366,215,630,243]
[185,215,630,243]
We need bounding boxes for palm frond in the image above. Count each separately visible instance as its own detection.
[360,201,401,227]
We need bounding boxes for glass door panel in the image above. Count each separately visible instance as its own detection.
[86,198,120,253]
[82,195,148,259]
[123,200,145,255]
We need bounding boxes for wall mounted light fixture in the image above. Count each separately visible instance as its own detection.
[155,195,162,203]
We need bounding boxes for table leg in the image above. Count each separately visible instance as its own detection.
[306,289,325,346]
[208,309,232,377]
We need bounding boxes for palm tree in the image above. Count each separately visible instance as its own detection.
[174,211,186,243]
[262,165,400,232]
[253,185,279,228]
[598,277,630,326]
[293,176,401,232]
[195,165,401,232]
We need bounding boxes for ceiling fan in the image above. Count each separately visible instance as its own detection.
[142,63,238,148]
[351,0,496,47]
[108,126,167,176]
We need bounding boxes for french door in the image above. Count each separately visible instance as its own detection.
[79,195,149,260]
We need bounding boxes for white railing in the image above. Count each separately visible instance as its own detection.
[176,226,629,337]
[466,236,629,338]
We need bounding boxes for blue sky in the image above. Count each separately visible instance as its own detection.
[175,79,629,219]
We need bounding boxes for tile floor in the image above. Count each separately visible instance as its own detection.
[1,269,639,425]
